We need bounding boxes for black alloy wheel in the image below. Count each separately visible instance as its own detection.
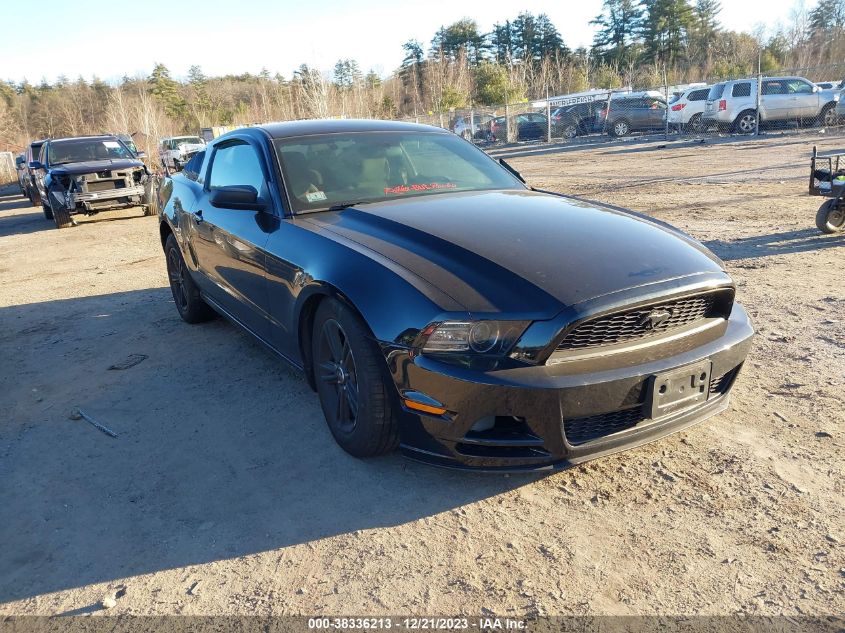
[311,298,399,457]
[164,234,215,323]
[316,317,360,435]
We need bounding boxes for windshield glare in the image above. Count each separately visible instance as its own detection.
[49,139,135,164]
[274,131,524,212]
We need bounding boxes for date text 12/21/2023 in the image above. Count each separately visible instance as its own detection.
[307,617,528,630]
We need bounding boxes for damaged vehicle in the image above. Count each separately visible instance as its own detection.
[158,120,754,471]
[30,135,155,229]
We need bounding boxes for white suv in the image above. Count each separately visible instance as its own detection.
[703,76,839,133]
[668,86,711,132]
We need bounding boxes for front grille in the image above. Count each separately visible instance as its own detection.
[557,293,722,351]
[709,367,739,395]
[563,407,644,445]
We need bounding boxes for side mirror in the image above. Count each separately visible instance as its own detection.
[813,85,820,93]
[209,185,266,211]
[28,160,44,170]
[135,150,146,158]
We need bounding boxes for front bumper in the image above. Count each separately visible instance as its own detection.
[71,184,146,204]
[390,303,754,471]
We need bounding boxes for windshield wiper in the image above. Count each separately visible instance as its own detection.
[327,200,373,211]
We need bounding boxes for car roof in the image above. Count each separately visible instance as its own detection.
[48,135,119,144]
[257,119,450,139]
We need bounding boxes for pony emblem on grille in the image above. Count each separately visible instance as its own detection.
[640,309,673,330]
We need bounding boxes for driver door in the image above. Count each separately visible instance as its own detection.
[190,139,275,340]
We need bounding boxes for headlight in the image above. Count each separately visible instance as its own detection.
[421,320,530,355]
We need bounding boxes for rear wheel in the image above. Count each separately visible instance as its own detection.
[816,200,845,233]
[688,113,704,133]
[164,234,216,323]
[733,110,757,134]
[611,119,631,137]
[47,187,72,229]
[312,298,399,458]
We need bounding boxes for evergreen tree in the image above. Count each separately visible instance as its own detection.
[690,0,721,67]
[149,63,187,118]
[591,0,644,64]
[489,21,514,63]
[809,0,845,34]
[430,19,485,64]
[641,0,695,65]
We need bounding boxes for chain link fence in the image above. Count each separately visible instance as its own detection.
[396,62,845,150]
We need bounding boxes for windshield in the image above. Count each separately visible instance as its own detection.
[274,131,524,213]
[174,137,203,146]
[708,83,726,100]
[48,138,136,165]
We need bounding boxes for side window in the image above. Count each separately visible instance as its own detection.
[690,89,709,101]
[762,81,784,95]
[787,80,814,94]
[732,83,752,97]
[182,150,206,182]
[208,142,267,197]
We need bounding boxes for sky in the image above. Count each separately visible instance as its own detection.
[0,0,806,85]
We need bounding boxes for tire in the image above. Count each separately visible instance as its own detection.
[816,200,845,233]
[42,200,53,220]
[818,103,838,128]
[46,187,72,229]
[559,119,579,139]
[143,177,158,216]
[733,110,757,134]
[312,298,399,458]
[610,119,631,137]
[687,113,704,133]
[164,234,216,323]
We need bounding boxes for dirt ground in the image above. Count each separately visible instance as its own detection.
[0,133,843,618]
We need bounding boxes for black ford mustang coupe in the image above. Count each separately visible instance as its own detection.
[158,120,753,471]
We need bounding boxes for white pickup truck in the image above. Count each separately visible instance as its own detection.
[159,136,206,171]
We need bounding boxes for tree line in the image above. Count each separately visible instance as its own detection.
[2,2,845,158]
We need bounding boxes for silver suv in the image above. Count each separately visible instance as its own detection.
[703,76,839,133]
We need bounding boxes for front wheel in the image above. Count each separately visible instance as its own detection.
[816,200,845,233]
[819,104,838,128]
[46,187,72,229]
[312,298,399,458]
[164,234,216,323]
[611,119,631,137]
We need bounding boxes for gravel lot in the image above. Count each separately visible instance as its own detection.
[0,133,843,617]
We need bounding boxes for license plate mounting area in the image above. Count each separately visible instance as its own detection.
[647,361,711,420]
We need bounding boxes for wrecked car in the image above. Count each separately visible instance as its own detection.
[30,135,155,229]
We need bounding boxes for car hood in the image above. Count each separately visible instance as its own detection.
[303,190,727,317]
[49,159,144,175]
[176,143,205,153]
